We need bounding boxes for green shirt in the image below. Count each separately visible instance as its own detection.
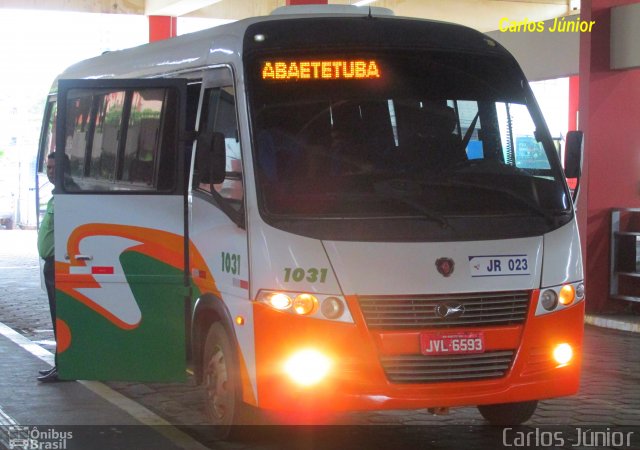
[38,197,54,259]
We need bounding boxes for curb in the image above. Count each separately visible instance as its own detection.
[585,314,640,333]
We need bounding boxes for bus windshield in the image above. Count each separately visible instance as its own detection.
[248,50,572,241]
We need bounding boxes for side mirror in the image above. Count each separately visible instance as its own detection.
[196,131,226,185]
[564,130,583,179]
[564,130,583,204]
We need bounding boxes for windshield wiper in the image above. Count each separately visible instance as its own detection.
[373,179,451,229]
[267,189,451,228]
[439,179,561,226]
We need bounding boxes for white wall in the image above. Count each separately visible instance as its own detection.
[485,15,580,82]
[611,3,640,70]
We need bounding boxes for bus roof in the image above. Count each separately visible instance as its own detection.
[51,7,507,94]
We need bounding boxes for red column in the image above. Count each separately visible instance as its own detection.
[568,75,579,131]
[149,15,177,43]
[286,0,328,4]
[577,0,640,313]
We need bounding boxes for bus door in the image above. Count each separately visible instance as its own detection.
[53,79,190,382]
[188,67,252,387]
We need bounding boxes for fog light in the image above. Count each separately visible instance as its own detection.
[553,343,573,365]
[321,297,345,319]
[293,294,318,315]
[559,285,575,306]
[575,283,585,300]
[284,349,331,386]
[541,289,558,311]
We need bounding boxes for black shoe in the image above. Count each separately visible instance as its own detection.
[39,366,56,376]
[37,367,59,383]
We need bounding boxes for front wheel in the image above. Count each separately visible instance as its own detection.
[477,400,538,426]
[203,322,255,439]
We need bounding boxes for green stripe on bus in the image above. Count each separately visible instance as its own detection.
[57,251,187,382]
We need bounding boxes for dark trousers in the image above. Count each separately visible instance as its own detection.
[43,256,56,340]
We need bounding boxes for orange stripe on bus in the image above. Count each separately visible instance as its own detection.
[57,224,221,329]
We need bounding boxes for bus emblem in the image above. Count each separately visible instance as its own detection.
[434,302,465,319]
[435,258,455,277]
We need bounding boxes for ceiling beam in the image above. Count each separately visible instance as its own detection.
[145,0,222,16]
[0,0,144,14]
[185,0,283,20]
[0,0,573,32]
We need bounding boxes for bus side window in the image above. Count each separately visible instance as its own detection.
[184,82,201,184]
[62,87,178,192]
[89,90,123,182]
[39,101,57,170]
[37,100,57,225]
[123,89,167,186]
[64,91,94,182]
[196,84,243,215]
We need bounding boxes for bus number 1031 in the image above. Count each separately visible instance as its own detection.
[221,252,241,275]
[284,267,328,283]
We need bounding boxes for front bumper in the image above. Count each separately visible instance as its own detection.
[251,294,584,412]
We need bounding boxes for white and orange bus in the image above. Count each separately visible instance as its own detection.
[37,5,584,436]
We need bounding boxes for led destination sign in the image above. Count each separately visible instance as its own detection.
[261,60,381,81]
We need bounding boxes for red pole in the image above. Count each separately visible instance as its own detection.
[149,15,177,43]
[568,75,579,131]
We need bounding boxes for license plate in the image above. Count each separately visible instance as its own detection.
[420,332,485,356]
[468,255,530,277]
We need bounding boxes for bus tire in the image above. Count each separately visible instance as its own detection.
[477,400,538,426]
[202,322,251,439]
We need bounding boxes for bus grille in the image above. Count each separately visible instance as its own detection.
[358,291,530,329]
[381,350,515,383]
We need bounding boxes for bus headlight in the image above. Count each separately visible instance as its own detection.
[535,281,584,316]
[284,349,331,386]
[321,297,345,319]
[293,294,318,315]
[256,290,353,323]
[541,289,558,311]
[268,293,293,310]
[559,285,575,306]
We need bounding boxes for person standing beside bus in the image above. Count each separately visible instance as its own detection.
[37,153,59,382]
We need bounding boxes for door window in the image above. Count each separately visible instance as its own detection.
[62,85,180,192]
